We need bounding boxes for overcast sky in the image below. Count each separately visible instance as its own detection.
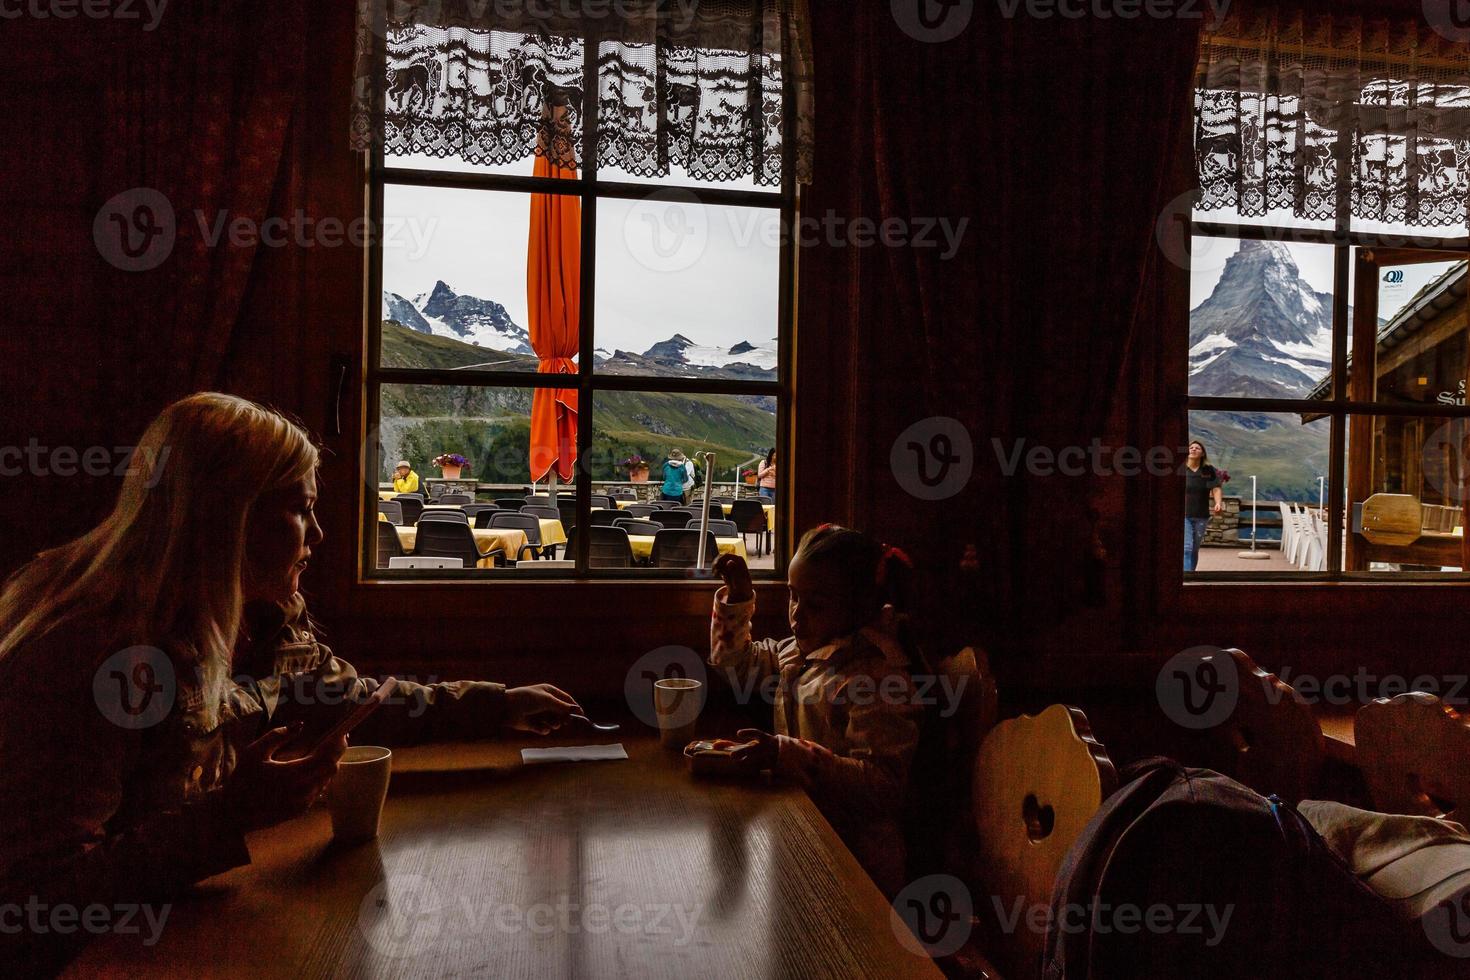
[382,152,781,354]
[1189,235,1460,323]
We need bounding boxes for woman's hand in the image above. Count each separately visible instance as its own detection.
[503,683,582,735]
[223,725,347,833]
[713,553,754,603]
[728,728,779,773]
[1212,501,1224,515]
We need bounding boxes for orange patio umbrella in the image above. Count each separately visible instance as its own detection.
[526,138,580,484]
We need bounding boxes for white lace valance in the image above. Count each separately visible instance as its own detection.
[351,0,813,186]
[1195,6,1470,229]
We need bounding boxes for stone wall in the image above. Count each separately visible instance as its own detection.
[1202,495,1240,545]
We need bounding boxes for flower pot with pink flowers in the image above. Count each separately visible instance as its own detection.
[433,453,469,480]
[621,454,650,483]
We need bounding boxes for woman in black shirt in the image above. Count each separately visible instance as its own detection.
[1184,440,1223,571]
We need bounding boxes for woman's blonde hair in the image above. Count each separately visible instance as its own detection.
[0,393,319,715]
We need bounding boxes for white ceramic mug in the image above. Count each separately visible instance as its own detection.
[653,678,704,749]
[327,745,393,844]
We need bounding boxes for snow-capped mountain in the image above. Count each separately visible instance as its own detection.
[382,281,533,355]
[388,283,782,379]
[382,292,431,334]
[1189,240,1333,398]
[639,333,779,372]
[383,284,776,376]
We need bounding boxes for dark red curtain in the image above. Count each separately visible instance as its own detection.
[797,7,1203,663]
[0,1,326,573]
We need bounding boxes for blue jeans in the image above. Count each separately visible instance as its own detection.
[759,487,775,502]
[1184,517,1209,571]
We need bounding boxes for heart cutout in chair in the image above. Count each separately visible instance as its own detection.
[1022,793,1055,842]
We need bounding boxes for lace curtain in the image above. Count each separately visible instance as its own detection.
[1195,6,1470,228]
[350,0,813,186]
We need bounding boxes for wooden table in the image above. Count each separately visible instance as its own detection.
[627,535,749,563]
[419,508,567,550]
[615,501,775,526]
[1315,703,1358,765]
[394,525,528,567]
[1362,529,1465,568]
[538,519,567,547]
[66,735,941,979]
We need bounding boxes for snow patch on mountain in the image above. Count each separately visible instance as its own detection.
[383,283,777,374]
[1190,332,1234,357]
[1259,352,1324,378]
[382,282,532,355]
[1192,348,1231,374]
[642,333,778,371]
[1269,326,1333,363]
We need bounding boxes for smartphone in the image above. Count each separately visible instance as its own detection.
[274,677,399,762]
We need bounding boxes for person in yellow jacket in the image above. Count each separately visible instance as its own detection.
[392,459,419,494]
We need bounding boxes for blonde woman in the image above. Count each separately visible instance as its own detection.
[0,393,582,972]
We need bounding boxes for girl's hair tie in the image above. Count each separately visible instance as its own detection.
[875,544,913,585]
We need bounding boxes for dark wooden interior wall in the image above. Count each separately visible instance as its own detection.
[1,1,1465,714]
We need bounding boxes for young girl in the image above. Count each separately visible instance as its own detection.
[709,524,923,897]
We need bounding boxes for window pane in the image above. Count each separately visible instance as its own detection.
[593,36,781,191]
[1371,260,1467,409]
[379,383,571,488]
[1193,207,1335,234]
[381,27,585,179]
[386,150,545,178]
[594,198,780,381]
[591,390,778,571]
[1345,413,1468,574]
[598,159,764,191]
[381,184,579,373]
[371,384,575,574]
[1189,237,1336,398]
[1186,410,1332,575]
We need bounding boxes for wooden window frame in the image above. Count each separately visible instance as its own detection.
[354,17,800,587]
[1184,216,1470,585]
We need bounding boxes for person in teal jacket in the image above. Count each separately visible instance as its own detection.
[661,448,690,503]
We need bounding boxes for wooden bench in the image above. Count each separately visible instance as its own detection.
[1188,648,1325,804]
[1357,691,1470,822]
[973,704,1116,979]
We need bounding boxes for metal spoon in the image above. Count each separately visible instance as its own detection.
[570,714,621,733]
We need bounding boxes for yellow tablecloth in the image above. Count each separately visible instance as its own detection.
[378,491,397,501]
[417,508,564,550]
[394,525,527,567]
[539,519,567,546]
[627,535,748,563]
[614,500,775,525]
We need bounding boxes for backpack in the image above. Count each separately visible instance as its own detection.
[1043,757,1452,980]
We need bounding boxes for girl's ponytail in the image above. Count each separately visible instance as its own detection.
[874,544,914,615]
[793,525,929,674]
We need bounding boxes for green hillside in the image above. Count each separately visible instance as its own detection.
[1190,411,1330,502]
[377,322,775,484]
[381,319,539,372]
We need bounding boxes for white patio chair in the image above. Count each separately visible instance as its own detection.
[1278,502,1298,565]
[388,556,464,569]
